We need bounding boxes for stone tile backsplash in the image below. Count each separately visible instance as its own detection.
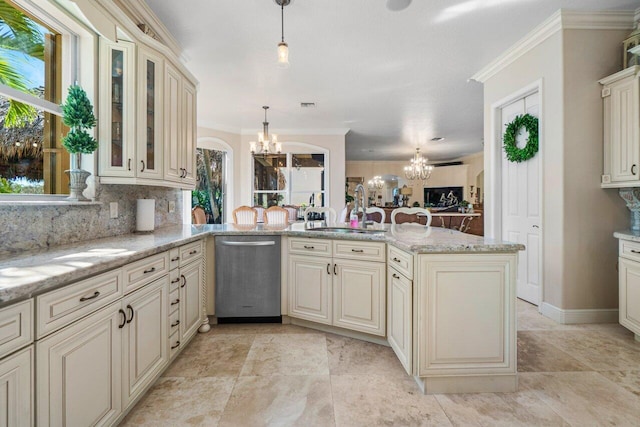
[0,184,184,258]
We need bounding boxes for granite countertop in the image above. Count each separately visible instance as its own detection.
[0,223,524,307]
[614,230,640,241]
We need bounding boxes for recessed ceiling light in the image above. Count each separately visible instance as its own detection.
[431,137,445,141]
[300,102,316,108]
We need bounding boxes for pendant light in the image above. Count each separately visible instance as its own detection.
[250,106,282,156]
[275,0,291,68]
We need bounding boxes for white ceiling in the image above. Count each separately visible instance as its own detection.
[146,0,639,161]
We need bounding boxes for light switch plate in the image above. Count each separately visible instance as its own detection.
[168,201,176,213]
[109,202,118,219]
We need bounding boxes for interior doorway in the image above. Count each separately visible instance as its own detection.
[500,91,541,306]
[193,148,226,224]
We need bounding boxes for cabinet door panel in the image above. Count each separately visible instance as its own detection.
[122,277,168,407]
[620,258,640,335]
[164,64,182,183]
[137,47,164,180]
[181,80,197,187]
[180,260,202,343]
[609,76,640,183]
[37,304,121,427]
[388,268,412,375]
[333,259,385,336]
[288,255,332,324]
[0,346,32,427]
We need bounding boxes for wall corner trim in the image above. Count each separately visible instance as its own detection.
[540,302,619,324]
[470,9,635,84]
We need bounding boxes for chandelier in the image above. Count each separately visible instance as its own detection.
[404,148,433,182]
[250,106,282,156]
[275,0,291,68]
[368,176,384,189]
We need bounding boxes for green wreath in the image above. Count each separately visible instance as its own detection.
[503,114,538,163]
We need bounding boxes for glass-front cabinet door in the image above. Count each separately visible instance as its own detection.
[99,39,136,177]
[137,47,164,179]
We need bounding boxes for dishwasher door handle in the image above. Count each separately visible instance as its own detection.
[220,241,276,246]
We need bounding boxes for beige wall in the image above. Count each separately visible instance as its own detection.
[455,153,484,204]
[197,127,346,218]
[483,27,628,311]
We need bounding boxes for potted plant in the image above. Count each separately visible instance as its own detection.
[61,84,98,201]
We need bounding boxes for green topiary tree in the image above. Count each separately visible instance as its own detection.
[61,84,97,154]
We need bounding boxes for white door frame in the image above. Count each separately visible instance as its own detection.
[485,79,544,309]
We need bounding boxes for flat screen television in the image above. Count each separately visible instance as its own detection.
[424,186,464,207]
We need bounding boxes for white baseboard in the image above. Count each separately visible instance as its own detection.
[540,302,618,324]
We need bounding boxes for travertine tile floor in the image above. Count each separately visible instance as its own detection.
[121,299,640,426]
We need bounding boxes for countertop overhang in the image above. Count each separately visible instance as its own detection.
[0,223,524,306]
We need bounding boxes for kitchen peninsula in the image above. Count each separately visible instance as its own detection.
[0,223,522,424]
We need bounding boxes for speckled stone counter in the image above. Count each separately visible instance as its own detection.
[0,223,523,307]
[614,230,640,241]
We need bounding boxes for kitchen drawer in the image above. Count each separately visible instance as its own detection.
[37,269,123,338]
[169,248,180,270]
[0,299,33,358]
[169,330,181,358]
[180,240,203,266]
[388,245,414,279]
[620,239,640,263]
[169,310,180,337]
[289,238,332,257]
[169,288,180,314]
[333,240,385,263]
[123,252,169,294]
[169,269,181,292]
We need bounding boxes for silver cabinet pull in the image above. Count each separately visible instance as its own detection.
[171,341,180,349]
[221,241,276,246]
[143,267,156,274]
[80,291,100,302]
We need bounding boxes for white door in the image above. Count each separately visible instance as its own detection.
[501,92,541,305]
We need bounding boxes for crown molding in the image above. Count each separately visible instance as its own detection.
[470,9,635,83]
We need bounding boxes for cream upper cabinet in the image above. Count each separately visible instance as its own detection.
[600,66,640,187]
[387,264,413,375]
[180,259,202,342]
[121,277,168,408]
[164,63,197,188]
[288,254,332,325]
[36,303,122,427]
[136,47,164,180]
[0,346,33,427]
[99,39,136,178]
[333,259,385,336]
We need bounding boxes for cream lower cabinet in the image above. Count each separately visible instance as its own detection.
[387,265,413,375]
[180,259,203,343]
[122,276,168,408]
[415,253,517,393]
[618,255,640,340]
[36,303,122,427]
[0,346,33,427]
[288,239,386,336]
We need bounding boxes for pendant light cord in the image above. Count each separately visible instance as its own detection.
[281,3,285,42]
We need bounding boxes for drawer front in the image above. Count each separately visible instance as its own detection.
[0,300,33,358]
[169,330,181,358]
[333,240,385,263]
[169,269,181,292]
[620,239,640,263]
[388,245,414,279]
[169,288,180,314]
[169,310,180,337]
[37,269,123,338]
[180,241,203,266]
[289,238,332,257]
[169,248,180,270]
[123,252,169,293]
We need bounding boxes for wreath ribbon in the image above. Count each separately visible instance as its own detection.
[503,114,538,163]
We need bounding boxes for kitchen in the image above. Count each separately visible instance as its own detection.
[1,0,640,426]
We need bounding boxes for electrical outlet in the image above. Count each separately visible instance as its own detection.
[109,202,118,219]
[168,201,176,213]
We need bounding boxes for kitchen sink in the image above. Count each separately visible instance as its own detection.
[305,227,386,234]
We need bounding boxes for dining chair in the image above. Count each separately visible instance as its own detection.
[191,206,207,225]
[283,205,299,222]
[303,207,337,225]
[339,205,349,223]
[391,207,432,226]
[252,206,266,223]
[264,206,289,225]
[365,206,386,224]
[232,206,257,225]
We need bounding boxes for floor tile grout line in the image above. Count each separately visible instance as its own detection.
[432,394,457,427]
[517,373,578,427]
[592,369,640,402]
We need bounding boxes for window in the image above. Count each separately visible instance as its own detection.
[252,153,326,207]
[0,0,67,195]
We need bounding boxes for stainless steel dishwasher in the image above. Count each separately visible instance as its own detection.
[215,235,281,321]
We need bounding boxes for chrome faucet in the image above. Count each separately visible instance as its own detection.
[353,183,367,227]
